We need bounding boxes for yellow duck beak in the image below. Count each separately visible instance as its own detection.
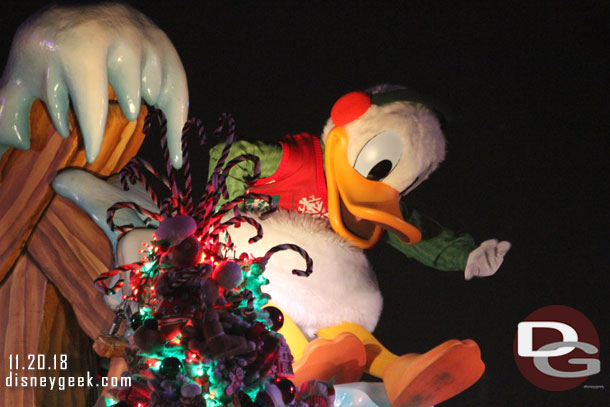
[325,126,422,249]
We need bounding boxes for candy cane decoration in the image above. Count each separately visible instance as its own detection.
[261,244,313,277]
[119,158,169,208]
[106,201,163,235]
[160,196,179,218]
[204,193,277,237]
[121,157,171,191]
[94,262,144,294]
[207,215,264,244]
[158,110,171,178]
[179,119,195,214]
[206,114,236,183]
[218,153,263,198]
[216,192,277,220]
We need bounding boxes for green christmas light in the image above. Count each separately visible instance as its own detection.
[104,396,118,407]
[139,306,152,316]
[243,382,267,402]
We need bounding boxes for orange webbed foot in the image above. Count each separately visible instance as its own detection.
[383,339,485,407]
[293,332,367,386]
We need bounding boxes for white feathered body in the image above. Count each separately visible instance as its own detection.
[226,210,382,339]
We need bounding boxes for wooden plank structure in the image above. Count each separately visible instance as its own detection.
[0,255,47,407]
[0,93,147,407]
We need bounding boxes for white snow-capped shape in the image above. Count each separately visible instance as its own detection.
[334,382,391,407]
[0,3,188,167]
[52,168,160,251]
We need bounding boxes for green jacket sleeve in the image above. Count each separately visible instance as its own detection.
[208,139,283,206]
[383,202,476,271]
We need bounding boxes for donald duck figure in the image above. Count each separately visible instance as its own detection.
[199,84,512,407]
[0,4,511,406]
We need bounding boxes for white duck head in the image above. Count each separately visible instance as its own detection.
[321,85,447,249]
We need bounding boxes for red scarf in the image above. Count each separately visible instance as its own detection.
[247,133,328,218]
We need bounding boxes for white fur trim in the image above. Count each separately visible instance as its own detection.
[226,211,383,338]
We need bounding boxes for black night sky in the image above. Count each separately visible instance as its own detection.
[1,1,608,405]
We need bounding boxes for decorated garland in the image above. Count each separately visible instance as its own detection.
[94,108,328,407]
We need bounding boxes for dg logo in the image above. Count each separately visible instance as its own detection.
[513,305,601,391]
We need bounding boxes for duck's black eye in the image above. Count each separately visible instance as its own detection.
[366,159,393,180]
[353,130,402,181]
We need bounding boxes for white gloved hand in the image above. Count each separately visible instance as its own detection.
[0,3,188,167]
[464,239,511,280]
